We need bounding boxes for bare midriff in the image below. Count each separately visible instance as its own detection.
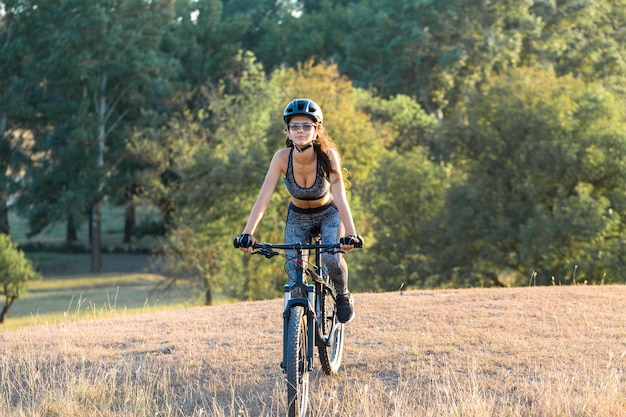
[290,194,333,210]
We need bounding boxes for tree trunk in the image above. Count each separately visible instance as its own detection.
[91,201,102,272]
[0,296,15,324]
[66,213,78,242]
[90,71,107,273]
[203,275,213,306]
[0,196,9,235]
[0,113,6,138]
[123,197,135,244]
[88,209,93,244]
[0,113,8,235]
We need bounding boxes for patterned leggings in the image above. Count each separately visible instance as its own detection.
[284,201,348,295]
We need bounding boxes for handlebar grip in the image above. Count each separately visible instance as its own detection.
[234,234,257,249]
[340,235,363,248]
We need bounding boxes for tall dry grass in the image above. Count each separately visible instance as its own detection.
[1,285,625,416]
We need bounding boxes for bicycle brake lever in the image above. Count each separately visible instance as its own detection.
[252,248,279,258]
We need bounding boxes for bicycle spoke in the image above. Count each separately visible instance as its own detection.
[286,306,309,417]
[239,239,359,415]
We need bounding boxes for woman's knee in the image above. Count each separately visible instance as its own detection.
[323,254,344,276]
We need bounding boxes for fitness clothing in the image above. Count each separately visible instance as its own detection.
[284,201,348,296]
[283,148,330,201]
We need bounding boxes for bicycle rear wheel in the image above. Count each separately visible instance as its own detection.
[317,283,345,375]
[286,306,309,417]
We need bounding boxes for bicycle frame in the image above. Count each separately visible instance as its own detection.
[281,236,325,373]
[237,237,339,371]
[233,234,361,416]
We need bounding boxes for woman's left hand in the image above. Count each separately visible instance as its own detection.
[339,235,363,252]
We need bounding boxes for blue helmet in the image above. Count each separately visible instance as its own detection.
[283,98,323,124]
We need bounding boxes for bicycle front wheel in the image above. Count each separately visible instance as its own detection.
[286,306,309,417]
[317,284,345,375]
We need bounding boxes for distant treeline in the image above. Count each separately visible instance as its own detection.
[2,0,625,301]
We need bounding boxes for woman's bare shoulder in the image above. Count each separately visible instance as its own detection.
[327,148,343,167]
[273,147,290,157]
[271,147,291,163]
[269,147,290,174]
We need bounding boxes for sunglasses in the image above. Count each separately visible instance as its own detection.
[288,122,316,132]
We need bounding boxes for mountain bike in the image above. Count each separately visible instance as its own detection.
[233,234,362,417]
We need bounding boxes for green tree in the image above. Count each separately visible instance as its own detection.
[0,0,37,234]
[20,0,178,270]
[287,0,626,122]
[352,91,446,291]
[0,234,41,323]
[221,0,297,56]
[254,0,351,74]
[163,0,261,109]
[360,148,454,291]
[439,67,626,286]
[162,0,303,108]
[155,51,282,304]
[158,58,391,303]
[530,0,626,92]
[341,0,543,117]
[358,92,438,153]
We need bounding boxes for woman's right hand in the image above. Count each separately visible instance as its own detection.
[234,233,256,253]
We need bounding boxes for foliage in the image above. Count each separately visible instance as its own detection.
[126,106,206,229]
[359,148,454,291]
[4,0,626,296]
[280,0,626,117]
[340,0,542,115]
[439,67,626,286]
[163,0,259,109]
[254,0,350,74]
[0,233,41,322]
[158,59,394,303]
[531,0,626,92]
[357,92,438,153]
[154,51,284,303]
[0,0,38,234]
[16,0,178,246]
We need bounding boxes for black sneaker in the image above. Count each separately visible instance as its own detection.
[336,293,355,323]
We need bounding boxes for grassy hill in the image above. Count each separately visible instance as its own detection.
[1,285,625,416]
[0,252,205,331]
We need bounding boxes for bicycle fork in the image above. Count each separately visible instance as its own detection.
[282,262,316,373]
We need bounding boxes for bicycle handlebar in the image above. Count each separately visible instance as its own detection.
[232,236,363,250]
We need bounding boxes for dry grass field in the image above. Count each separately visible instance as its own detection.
[1,285,625,416]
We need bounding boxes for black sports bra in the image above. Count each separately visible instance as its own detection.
[283,148,330,201]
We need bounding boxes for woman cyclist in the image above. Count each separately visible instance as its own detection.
[237,98,361,323]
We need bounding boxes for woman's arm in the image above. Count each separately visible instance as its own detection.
[241,150,286,236]
[328,149,358,239]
